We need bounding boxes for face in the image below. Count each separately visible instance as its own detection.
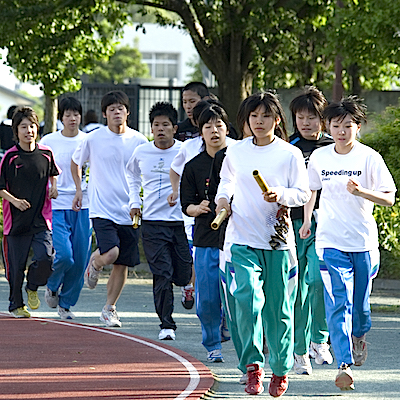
[62,109,81,132]
[151,115,176,149]
[17,117,38,146]
[182,90,202,122]
[329,114,360,154]
[295,109,322,140]
[248,105,280,145]
[201,118,227,150]
[103,103,129,127]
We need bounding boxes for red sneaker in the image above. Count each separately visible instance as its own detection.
[245,363,264,395]
[269,374,288,397]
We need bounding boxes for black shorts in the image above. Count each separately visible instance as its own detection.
[92,218,140,267]
[141,221,192,286]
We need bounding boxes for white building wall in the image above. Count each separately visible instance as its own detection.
[120,23,198,86]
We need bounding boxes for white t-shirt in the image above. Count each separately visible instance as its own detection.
[72,126,148,225]
[308,141,396,253]
[40,130,88,210]
[216,136,310,250]
[127,140,183,222]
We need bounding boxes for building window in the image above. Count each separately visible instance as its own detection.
[142,52,179,79]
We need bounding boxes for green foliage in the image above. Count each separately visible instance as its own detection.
[0,0,130,97]
[88,43,150,84]
[362,103,400,278]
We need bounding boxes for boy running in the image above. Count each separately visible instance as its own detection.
[71,91,148,327]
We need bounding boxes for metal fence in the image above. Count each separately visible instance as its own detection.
[61,83,185,138]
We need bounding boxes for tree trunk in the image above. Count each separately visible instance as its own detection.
[348,63,362,96]
[332,55,344,102]
[43,95,58,135]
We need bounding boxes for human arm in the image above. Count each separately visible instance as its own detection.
[48,176,58,199]
[71,159,83,211]
[126,151,143,213]
[0,189,31,211]
[299,190,317,239]
[347,178,395,206]
[167,168,180,207]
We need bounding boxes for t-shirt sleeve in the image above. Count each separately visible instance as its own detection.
[72,136,89,167]
[308,153,322,191]
[48,149,61,177]
[371,153,396,193]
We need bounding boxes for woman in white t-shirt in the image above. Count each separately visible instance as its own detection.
[300,96,396,391]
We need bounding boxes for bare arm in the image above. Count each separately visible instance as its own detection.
[299,190,317,239]
[71,160,83,211]
[347,178,395,206]
[48,176,58,199]
[0,189,31,211]
[167,168,180,207]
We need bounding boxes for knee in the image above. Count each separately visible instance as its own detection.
[100,246,119,265]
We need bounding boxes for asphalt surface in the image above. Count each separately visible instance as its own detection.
[1,264,399,400]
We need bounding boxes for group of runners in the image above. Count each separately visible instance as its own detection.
[0,82,395,398]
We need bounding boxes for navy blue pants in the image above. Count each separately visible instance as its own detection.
[141,222,192,330]
[3,230,54,312]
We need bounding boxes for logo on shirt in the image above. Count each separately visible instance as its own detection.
[151,159,169,174]
[321,169,362,181]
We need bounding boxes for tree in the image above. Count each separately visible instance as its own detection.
[88,42,150,84]
[0,0,129,133]
[117,0,334,123]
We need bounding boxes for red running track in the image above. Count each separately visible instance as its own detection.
[0,313,214,400]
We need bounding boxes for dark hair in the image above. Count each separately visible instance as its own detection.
[289,86,327,133]
[58,97,82,120]
[182,82,210,99]
[323,95,367,125]
[149,102,178,126]
[83,109,99,126]
[192,98,224,127]
[241,91,288,142]
[7,105,17,120]
[12,106,39,141]
[236,97,254,140]
[198,103,230,135]
[101,90,130,114]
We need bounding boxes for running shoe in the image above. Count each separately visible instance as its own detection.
[309,341,334,365]
[293,352,312,375]
[245,363,264,395]
[100,306,122,327]
[58,306,75,320]
[181,284,194,309]
[335,363,355,391]
[44,286,58,308]
[159,328,176,340]
[11,306,31,318]
[352,334,368,366]
[84,250,102,289]
[207,349,224,363]
[25,288,40,310]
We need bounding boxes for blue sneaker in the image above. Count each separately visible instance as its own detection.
[207,349,224,363]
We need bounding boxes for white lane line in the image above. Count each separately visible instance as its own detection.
[1,313,206,400]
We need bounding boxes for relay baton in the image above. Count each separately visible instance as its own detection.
[211,208,228,230]
[132,214,140,229]
[253,170,270,193]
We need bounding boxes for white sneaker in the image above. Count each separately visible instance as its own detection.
[44,287,58,308]
[100,306,121,327]
[84,250,102,289]
[58,306,75,320]
[309,341,334,365]
[293,353,312,375]
[159,328,176,340]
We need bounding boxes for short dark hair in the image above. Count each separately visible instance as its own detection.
[192,98,223,127]
[7,105,17,120]
[101,91,130,114]
[323,95,367,125]
[149,102,178,126]
[289,86,328,133]
[241,91,288,142]
[83,109,99,125]
[198,103,230,135]
[182,82,210,99]
[12,106,39,141]
[58,97,82,120]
